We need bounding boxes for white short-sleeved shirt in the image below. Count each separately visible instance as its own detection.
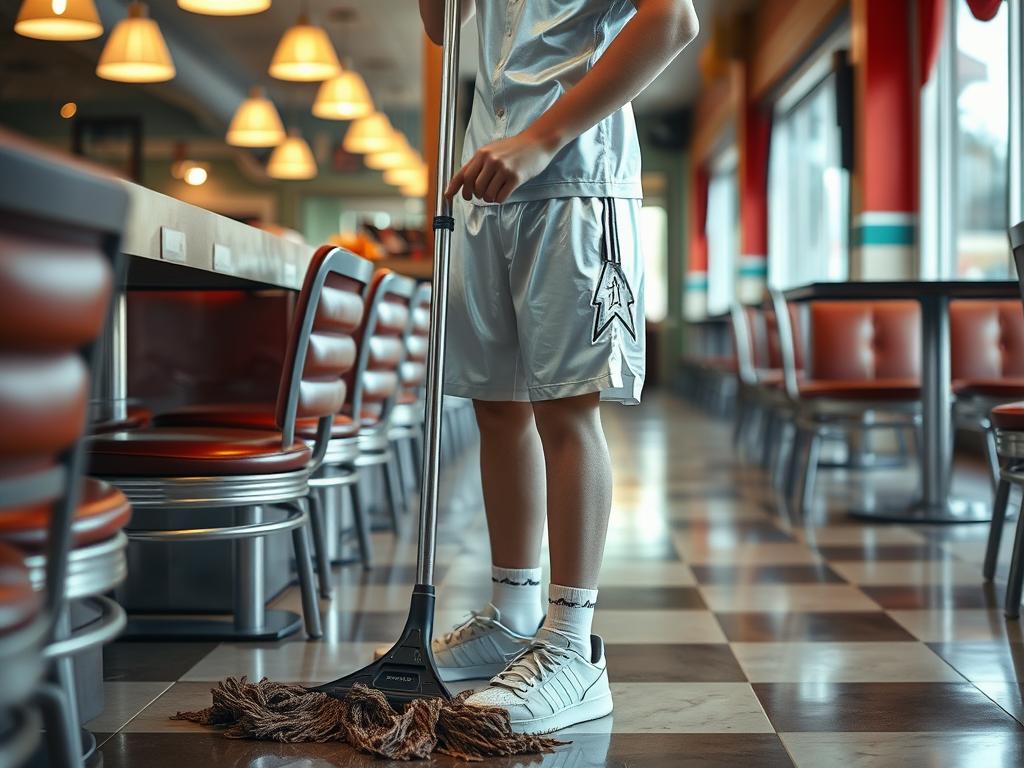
[463,0,643,204]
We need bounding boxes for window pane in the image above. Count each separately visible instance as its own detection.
[768,74,848,289]
[956,0,1010,278]
[706,161,738,315]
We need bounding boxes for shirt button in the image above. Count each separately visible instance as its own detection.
[496,107,506,118]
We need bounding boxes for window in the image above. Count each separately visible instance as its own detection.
[639,204,668,323]
[956,0,1011,277]
[922,0,1021,278]
[768,72,849,289]
[705,147,738,315]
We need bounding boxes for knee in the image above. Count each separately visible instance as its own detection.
[473,400,535,436]
[532,395,601,450]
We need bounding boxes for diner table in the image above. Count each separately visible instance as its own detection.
[785,279,1020,524]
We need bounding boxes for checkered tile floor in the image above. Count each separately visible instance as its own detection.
[92,395,1024,766]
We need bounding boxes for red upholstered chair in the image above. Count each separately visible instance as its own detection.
[982,221,1024,618]
[769,291,922,516]
[89,246,375,641]
[950,300,1024,483]
[0,133,129,768]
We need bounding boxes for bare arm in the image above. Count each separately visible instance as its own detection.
[418,0,474,47]
[447,0,699,202]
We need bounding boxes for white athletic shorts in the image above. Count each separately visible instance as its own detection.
[444,196,645,405]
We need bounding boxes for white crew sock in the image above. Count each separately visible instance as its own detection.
[489,565,544,636]
[541,583,598,658]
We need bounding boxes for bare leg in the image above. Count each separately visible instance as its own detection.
[532,393,612,589]
[473,400,547,569]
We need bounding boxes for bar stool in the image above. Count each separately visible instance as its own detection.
[770,291,922,516]
[981,220,1024,617]
[390,282,430,498]
[0,131,129,768]
[88,246,374,641]
[950,300,1024,486]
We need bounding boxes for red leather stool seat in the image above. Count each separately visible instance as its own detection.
[0,541,39,634]
[954,378,1024,398]
[153,404,363,439]
[0,478,131,550]
[88,427,312,476]
[991,402,1024,430]
[797,379,921,401]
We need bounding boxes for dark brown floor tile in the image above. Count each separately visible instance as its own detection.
[97,733,794,768]
[715,612,916,642]
[814,544,951,561]
[861,584,1003,610]
[605,644,746,682]
[597,586,705,610]
[670,520,794,543]
[928,642,1024,683]
[754,682,1024,732]
[103,642,219,682]
[691,564,845,585]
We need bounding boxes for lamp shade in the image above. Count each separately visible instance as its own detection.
[366,134,413,171]
[267,129,317,180]
[343,112,394,155]
[400,175,428,198]
[226,86,286,147]
[383,161,425,187]
[177,0,270,15]
[15,0,102,40]
[312,70,373,121]
[268,15,340,82]
[96,2,175,83]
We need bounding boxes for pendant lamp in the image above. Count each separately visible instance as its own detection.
[267,129,317,180]
[366,134,414,171]
[312,69,373,120]
[177,0,271,15]
[269,14,340,82]
[343,112,395,155]
[96,2,175,83]
[383,161,425,187]
[226,86,286,147]
[15,0,102,40]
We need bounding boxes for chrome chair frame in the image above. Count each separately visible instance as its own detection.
[99,247,375,642]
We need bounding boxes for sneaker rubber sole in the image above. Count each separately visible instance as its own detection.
[508,691,614,735]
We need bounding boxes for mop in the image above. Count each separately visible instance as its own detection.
[173,1,563,760]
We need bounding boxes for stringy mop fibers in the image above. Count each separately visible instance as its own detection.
[172,677,564,761]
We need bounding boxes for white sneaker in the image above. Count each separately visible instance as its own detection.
[374,604,534,682]
[465,628,613,734]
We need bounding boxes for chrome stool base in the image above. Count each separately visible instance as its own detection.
[122,609,303,641]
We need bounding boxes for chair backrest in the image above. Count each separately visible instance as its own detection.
[950,300,1024,381]
[807,301,921,381]
[398,282,431,401]
[274,246,374,460]
[0,131,127,624]
[345,270,416,431]
[746,307,770,370]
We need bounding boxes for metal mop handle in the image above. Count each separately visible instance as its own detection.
[416,0,462,588]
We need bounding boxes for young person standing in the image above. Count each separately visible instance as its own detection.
[417,0,699,734]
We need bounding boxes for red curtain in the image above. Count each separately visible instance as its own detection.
[965,0,1004,21]
[918,0,945,85]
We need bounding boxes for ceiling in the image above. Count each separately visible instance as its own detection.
[0,0,758,137]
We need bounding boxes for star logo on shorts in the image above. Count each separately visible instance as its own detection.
[591,262,637,343]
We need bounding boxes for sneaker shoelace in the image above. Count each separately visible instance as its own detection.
[491,641,574,695]
[436,610,497,647]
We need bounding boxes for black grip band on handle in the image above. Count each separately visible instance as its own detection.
[433,215,455,232]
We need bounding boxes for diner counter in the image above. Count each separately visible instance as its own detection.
[118,181,312,291]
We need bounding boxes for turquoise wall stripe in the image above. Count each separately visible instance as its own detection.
[737,262,768,278]
[685,274,708,291]
[853,222,916,247]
